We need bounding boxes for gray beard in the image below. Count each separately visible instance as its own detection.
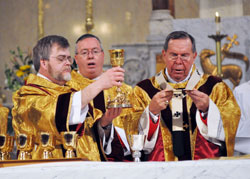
[48,64,71,83]
[63,72,71,81]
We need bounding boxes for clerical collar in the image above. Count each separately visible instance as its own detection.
[78,70,101,80]
[37,73,51,82]
[37,72,69,86]
[164,64,193,84]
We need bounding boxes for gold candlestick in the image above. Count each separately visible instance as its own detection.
[208,12,227,78]
[85,0,94,33]
[38,0,44,39]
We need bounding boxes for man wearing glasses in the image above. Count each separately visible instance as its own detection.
[12,35,124,160]
[74,34,137,161]
[134,31,240,161]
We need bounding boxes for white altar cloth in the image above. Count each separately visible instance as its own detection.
[1,158,250,179]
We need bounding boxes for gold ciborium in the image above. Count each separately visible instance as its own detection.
[61,131,78,158]
[108,49,132,108]
[40,132,55,159]
[16,134,34,160]
[0,134,14,160]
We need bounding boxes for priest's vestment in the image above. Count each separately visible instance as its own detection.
[12,71,103,160]
[80,75,139,161]
[133,67,240,161]
[0,105,9,134]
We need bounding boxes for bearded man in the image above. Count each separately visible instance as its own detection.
[12,35,124,160]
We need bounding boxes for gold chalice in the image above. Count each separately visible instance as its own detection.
[16,134,34,160]
[107,49,132,108]
[61,131,78,158]
[40,132,55,159]
[0,134,14,160]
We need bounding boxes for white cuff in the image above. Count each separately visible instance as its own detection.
[69,91,88,125]
[139,106,160,154]
[196,98,225,145]
[149,111,160,123]
[97,121,114,155]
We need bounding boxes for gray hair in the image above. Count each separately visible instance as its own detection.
[33,35,70,72]
[163,31,196,53]
[75,33,103,54]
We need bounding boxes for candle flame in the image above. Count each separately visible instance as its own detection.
[215,12,219,17]
[215,12,221,23]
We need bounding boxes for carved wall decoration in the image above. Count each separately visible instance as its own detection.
[199,34,249,88]
[123,59,148,87]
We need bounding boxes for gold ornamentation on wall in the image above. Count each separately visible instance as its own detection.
[85,0,94,33]
[156,54,165,74]
[200,34,249,88]
[38,0,44,39]
[0,87,6,104]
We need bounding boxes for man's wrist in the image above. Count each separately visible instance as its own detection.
[200,111,208,118]
[102,123,112,130]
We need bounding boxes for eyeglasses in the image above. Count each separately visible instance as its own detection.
[51,55,74,64]
[77,48,102,58]
[169,53,190,62]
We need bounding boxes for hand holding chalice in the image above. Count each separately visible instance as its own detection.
[61,131,78,158]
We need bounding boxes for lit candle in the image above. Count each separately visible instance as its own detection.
[215,12,221,35]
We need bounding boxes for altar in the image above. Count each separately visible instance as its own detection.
[1,157,250,179]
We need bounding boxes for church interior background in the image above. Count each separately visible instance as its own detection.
[1,0,250,106]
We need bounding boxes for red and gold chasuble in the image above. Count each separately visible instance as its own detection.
[133,66,240,161]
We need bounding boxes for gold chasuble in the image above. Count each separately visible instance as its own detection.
[133,66,240,161]
[0,105,9,134]
[12,71,103,160]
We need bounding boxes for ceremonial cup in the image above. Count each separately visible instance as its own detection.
[0,134,14,160]
[128,134,146,162]
[107,49,132,108]
[61,131,78,158]
[40,132,55,159]
[16,134,34,160]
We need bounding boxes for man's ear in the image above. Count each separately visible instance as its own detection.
[74,55,79,65]
[162,49,166,57]
[40,59,47,69]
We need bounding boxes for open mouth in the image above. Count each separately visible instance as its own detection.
[173,69,184,73]
[88,62,95,67]
[88,63,96,68]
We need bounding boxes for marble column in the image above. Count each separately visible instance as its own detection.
[147,0,174,43]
